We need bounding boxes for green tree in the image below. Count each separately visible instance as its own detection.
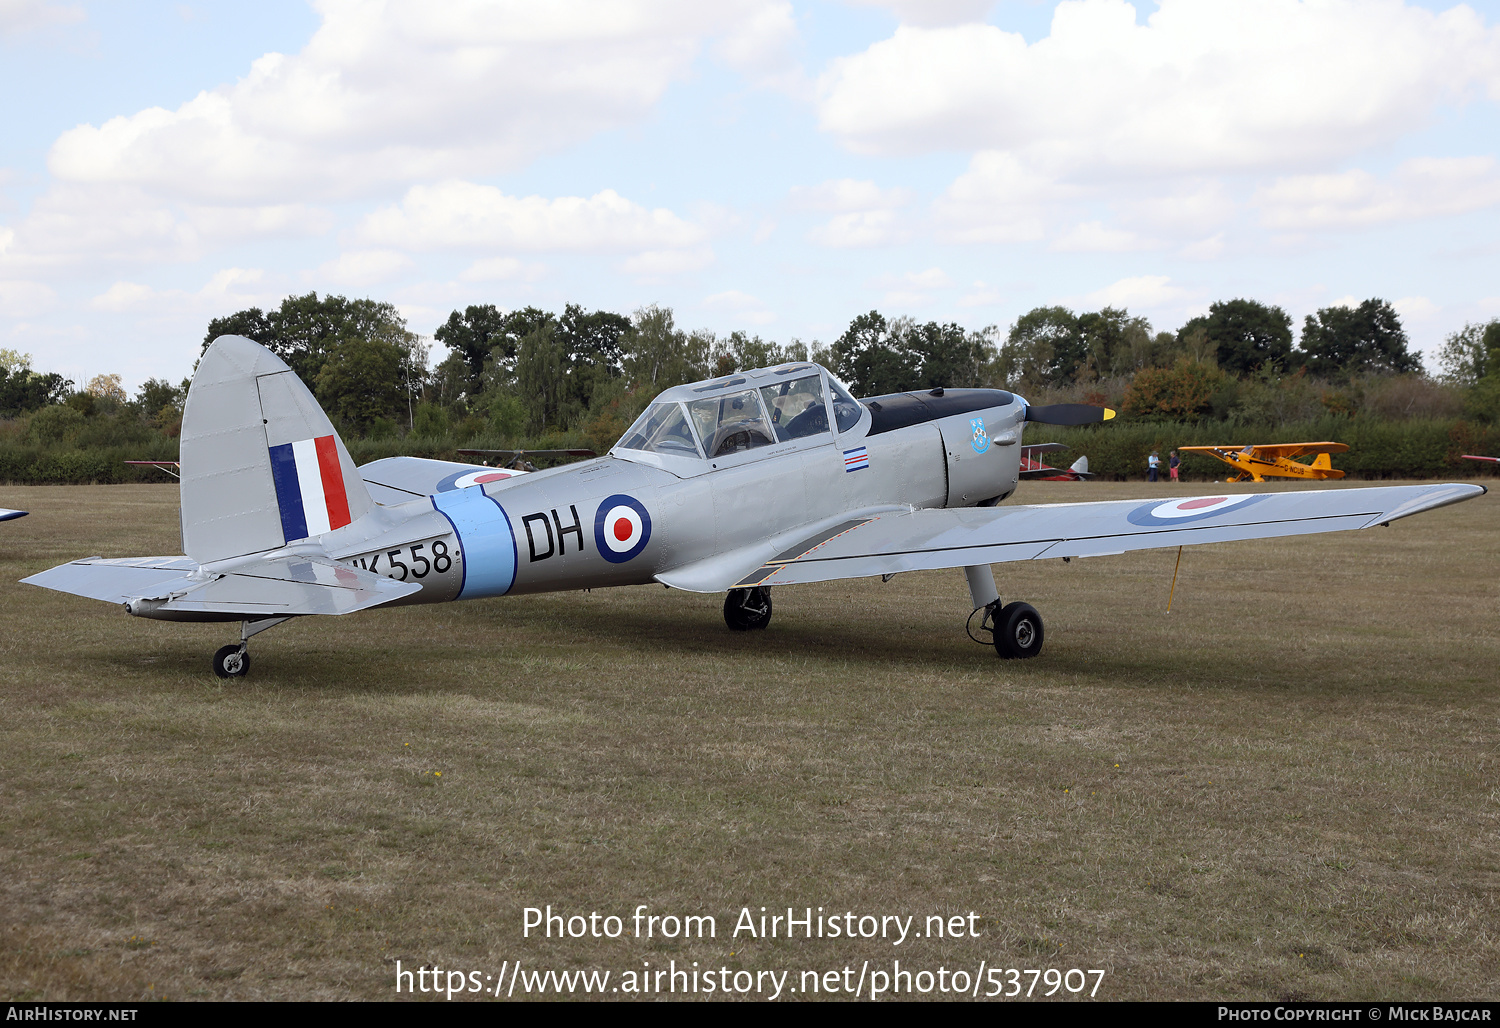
[1001,306,1083,385]
[714,330,787,376]
[1179,299,1293,376]
[313,337,405,431]
[0,365,71,418]
[1435,319,1500,386]
[622,306,710,391]
[434,304,512,396]
[203,293,413,384]
[1075,307,1152,379]
[1297,299,1421,377]
[134,378,184,420]
[202,307,274,350]
[902,319,991,389]
[830,311,918,395]
[513,323,570,433]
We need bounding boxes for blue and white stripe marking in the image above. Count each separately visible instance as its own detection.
[843,447,869,473]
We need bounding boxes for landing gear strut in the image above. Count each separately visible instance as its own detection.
[210,616,290,679]
[724,586,772,631]
[963,565,1045,660]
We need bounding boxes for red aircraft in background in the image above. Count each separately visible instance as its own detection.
[1019,443,1094,481]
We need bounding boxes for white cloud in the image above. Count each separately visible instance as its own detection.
[1255,157,1500,231]
[87,267,270,314]
[871,266,952,306]
[0,0,82,35]
[1114,180,1236,237]
[308,249,414,288]
[1050,220,1155,253]
[714,1,804,93]
[47,0,794,204]
[957,280,1002,307]
[818,1,1500,178]
[1179,233,1225,261]
[458,257,548,283]
[788,178,912,212]
[792,178,912,248]
[358,182,706,253]
[933,151,1076,243]
[1085,274,1192,309]
[0,279,58,318]
[807,209,905,248]
[0,185,331,273]
[619,246,715,277]
[1394,295,1440,325]
[843,0,995,28]
[702,289,776,324]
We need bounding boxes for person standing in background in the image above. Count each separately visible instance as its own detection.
[1148,451,1161,482]
[1169,449,1180,483]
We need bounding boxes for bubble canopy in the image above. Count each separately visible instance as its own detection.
[614,364,863,461]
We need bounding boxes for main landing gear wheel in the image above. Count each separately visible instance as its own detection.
[212,644,250,679]
[993,601,1044,660]
[724,586,772,631]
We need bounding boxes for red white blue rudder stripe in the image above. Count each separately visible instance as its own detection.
[269,435,353,541]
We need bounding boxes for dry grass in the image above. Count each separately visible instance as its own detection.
[0,479,1497,1002]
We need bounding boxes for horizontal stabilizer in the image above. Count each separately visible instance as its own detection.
[357,456,524,504]
[23,554,419,617]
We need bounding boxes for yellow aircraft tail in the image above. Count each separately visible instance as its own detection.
[1311,453,1332,471]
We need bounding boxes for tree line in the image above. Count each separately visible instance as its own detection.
[2,293,1497,475]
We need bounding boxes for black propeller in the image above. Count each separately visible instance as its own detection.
[1024,404,1116,426]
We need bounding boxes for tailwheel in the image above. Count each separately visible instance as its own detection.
[212,644,250,679]
[993,601,1044,660]
[724,586,772,631]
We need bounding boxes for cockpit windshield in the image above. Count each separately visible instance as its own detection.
[689,389,776,457]
[828,377,863,433]
[615,365,853,461]
[617,402,702,458]
[760,375,828,440]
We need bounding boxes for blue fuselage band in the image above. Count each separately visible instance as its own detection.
[432,487,517,599]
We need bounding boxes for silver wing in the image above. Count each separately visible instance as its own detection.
[357,456,524,505]
[657,483,1484,592]
[22,553,420,617]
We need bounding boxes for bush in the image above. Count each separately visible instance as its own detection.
[1122,360,1228,421]
[25,405,85,445]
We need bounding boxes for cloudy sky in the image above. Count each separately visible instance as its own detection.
[3,0,1499,391]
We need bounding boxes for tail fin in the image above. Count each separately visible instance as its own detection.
[1312,452,1332,470]
[1070,456,1089,475]
[180,336,372,563]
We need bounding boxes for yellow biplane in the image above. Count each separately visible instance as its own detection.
[1179,442,1348,483]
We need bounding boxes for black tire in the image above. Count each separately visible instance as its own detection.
[724,587,772,631]
[993,601,1044,660]
[213,644,250,679]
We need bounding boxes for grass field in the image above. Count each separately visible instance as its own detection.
[1,479,1497,1002]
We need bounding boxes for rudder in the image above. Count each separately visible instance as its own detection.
[180,336,372,563]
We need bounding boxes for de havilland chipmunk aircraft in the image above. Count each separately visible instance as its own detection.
[23,336,1486,678]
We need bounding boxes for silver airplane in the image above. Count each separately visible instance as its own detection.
[23,335,1486,678]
